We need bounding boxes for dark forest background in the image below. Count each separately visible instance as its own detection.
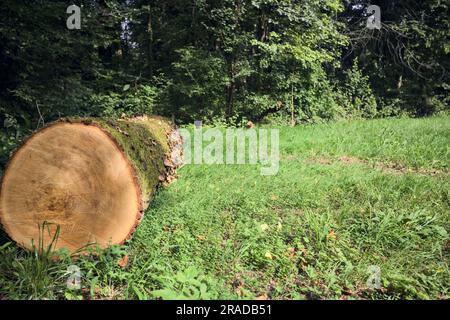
[0,0,449,167]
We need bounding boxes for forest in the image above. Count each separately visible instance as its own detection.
[1,0,449,168]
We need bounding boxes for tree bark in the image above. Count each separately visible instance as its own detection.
[0,116,183,253]
[226,61,235,118]
[146,5,154,77]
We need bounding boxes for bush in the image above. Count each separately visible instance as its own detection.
[90,85,158,118]
[341,60,378,119]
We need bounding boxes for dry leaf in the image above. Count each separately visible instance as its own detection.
[234,280,245,297]
[264,251,273,260]
[118,255,129,268]
[164,158,174,168]
[286,247,296,259]
[255,294,268,300]
[327,229,336,240]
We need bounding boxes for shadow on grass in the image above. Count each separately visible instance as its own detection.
[0,225,12,246]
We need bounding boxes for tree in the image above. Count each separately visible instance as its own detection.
[341,0,449,115]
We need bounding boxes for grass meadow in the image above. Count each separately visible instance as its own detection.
[0,116,449,300]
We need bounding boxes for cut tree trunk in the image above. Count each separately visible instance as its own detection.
[0,115,183,253]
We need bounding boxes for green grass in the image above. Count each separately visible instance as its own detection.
[0,116,449,300]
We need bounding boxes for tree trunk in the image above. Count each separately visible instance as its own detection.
[0,116,183,253]
[226,61,235,118]
[290,84,295,127]
[146,6,154,77]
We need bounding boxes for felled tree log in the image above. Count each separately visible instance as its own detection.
[0,116,183,253]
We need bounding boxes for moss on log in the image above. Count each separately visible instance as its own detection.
[0,115,182,253]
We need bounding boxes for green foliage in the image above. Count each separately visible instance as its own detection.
[150,267,220,300]
[167,47,229,122]
[0,0,448,301]
[341,60,378,119]
[0,0,448,131]
[0,223,61,299]
[90,84,158,118]
[341,0,449,116]
[0,106,27,174]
